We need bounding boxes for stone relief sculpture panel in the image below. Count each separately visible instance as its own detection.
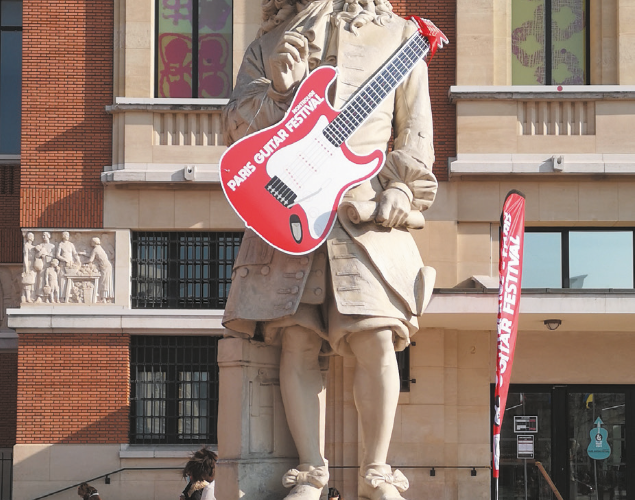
[20,231,116,305]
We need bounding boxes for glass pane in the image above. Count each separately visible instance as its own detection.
[157,0,193,97]
[522,232,562,288]
[512,0,546,85]
[551,0,587,85]
[198,0,232,98]
[499,392,553,500]
[569,232,633,288]
[0,31,21,154]
[1,0,22,26]
[568,392,626,500]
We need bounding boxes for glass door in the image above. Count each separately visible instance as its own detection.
[568,392,627,500]
[495,386,634,500]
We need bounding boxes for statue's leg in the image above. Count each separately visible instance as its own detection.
[279,325,329,500]
[348,329,408,500]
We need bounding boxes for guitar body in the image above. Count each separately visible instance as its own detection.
[220,66,384,255]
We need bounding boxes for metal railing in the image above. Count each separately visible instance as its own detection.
[32,467,181,500]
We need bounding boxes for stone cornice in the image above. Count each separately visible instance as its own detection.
[106,97,229,113]
[449,85,635,103]
[7,307,226,335]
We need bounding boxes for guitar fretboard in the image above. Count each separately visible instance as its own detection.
[322,32,430,147]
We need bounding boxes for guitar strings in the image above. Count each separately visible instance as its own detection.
[272,32,429,211]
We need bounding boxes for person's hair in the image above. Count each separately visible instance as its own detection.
[328,487,340,498]
[77,483,98,498]
[182,447,218,482]
[258,0,393,37]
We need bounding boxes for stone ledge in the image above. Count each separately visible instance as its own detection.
[449,85,635,103]
[421,293,635,332]
[6,307,226,334]
[107,97,229,113]
[450,153,635,175]
[102,163,221,184]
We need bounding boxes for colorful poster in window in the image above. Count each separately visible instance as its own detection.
[199,0,232,98]
[512,0,586,85]
[157,0,232,98]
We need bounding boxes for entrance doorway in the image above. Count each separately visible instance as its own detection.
[494,385,635,500]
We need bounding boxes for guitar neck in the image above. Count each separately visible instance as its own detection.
[323,31,430,147]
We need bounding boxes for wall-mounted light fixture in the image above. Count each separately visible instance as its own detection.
[543,319,562,331]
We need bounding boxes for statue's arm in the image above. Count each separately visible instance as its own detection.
[222,39,298,146]
[379,57,438,213]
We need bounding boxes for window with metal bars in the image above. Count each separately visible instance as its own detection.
[131,231,242,309]
[130,335,220,444]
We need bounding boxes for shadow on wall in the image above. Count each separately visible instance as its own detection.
[22,0,113,230]
[12,408,191,500]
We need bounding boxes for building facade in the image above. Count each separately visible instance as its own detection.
[2,0,635,499]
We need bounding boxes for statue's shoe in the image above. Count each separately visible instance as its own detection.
[283,484,323,500]
[282,463,329,500]
[359,481,406,500]
[358,467,409,500]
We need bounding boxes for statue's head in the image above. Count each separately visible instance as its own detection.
[51,258,59,267]
[91,237,101,247]
[43,231,51,241]
[26,232,34,242]
[62,231,70,241]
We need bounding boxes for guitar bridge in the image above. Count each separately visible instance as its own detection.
[266,176,297,208]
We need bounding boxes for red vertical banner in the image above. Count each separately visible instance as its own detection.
[493,190,526,494]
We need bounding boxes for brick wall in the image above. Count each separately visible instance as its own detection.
[392,0,456,182]
[20,0,113,228]
[0,353,18,447]
[16,333,130,444]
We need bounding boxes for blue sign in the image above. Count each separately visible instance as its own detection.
[587,417,611,460]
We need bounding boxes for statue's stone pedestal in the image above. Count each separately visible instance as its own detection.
[216,337,299,500]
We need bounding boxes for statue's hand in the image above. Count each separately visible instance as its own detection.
[270,31,309,94]
[375,188,411,227]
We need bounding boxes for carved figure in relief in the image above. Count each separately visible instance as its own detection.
[87,237,113,303]
[56,231,81,301]
[221,1,438,499]
[35,232,56,302]
[21,232,36,303]
[43,258,61,303]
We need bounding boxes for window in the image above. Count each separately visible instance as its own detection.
[0,0,21,154]
[512,0,589,85]
[155,0,233,98]
[130,335,219,444]
[522,229,634,289]
[131,231,243,309]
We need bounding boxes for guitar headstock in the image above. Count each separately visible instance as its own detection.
[407,17,449,62]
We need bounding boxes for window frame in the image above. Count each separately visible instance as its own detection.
[153,0,234,99]
[512,0,591,86]
[129,335,220,445]
[0,0,22,155]
[131,231,243,309]
[523,227,635,290]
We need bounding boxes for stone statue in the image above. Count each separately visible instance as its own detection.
[35,232,56,302]
[21,232,36,303]
[43,258,61,303]
[86,237,113,303]
[221,0,437,499]
[56,231,81,302]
